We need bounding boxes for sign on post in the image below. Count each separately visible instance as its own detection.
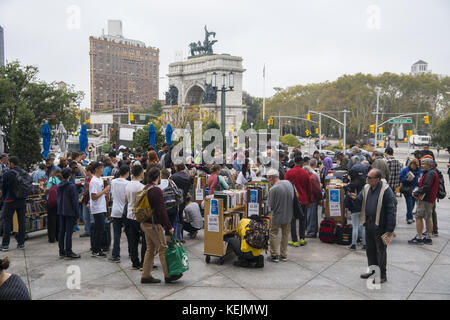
[389,118,412,124]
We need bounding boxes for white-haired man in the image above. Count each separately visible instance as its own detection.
[267,169,295,263]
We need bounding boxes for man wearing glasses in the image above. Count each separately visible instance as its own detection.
[349,168,397,284]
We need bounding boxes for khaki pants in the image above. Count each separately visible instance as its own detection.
[140,222,169,279]
[270,223,290,257]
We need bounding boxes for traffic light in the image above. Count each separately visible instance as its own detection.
[268,118,274,126]
[307,113,311,121]
[315,128,319,134]
[305,129,310,136]
[370,124,375,134]
[318,121,321,128]
[424,115,429,124]
[75,109,79,119]
[378,127,383,133]
[130,112,135,122]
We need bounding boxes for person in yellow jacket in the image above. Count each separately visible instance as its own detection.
[228,216,265,268]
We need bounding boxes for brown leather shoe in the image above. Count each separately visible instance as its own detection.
[141,277,161,284]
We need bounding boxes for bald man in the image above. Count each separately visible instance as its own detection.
[349,168,397,284]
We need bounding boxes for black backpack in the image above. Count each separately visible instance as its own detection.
[335,224,353,245]
[12,169,34,199]
[436,169,446,200]
[244,219,269,250]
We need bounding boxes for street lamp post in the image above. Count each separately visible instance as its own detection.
[374,87,381,150]
[211,71,234,139]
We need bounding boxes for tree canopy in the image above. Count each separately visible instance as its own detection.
[265,72,450,145]
[0,61,84,152]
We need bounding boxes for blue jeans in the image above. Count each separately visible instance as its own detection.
[306,202,319,235]
[82,204,92,235]
[112,217,123,258]
[404,194,415,221]
[351,212,366,246]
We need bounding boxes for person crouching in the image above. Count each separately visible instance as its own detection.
[229,215,265,268]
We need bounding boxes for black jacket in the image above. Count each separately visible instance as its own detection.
[57,180,79,218]
[1,167,22,201]
[171,171,191,203]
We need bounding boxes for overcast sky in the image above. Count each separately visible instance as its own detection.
[1,0,449,109]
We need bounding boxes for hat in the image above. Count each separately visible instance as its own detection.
[335,151,343,157]
[420,155,433,161]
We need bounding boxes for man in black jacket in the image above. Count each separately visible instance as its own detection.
[349,168,397,283]
[1,157,27,251]
[57,168,81,259]
[170,163,192,241]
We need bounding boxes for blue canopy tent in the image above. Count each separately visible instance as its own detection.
[79,124,88,156]
[148,123,156,148]
[41,122,52,160]
[165,123,173,146]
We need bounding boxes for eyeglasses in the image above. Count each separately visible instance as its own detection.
[367,176,379,180]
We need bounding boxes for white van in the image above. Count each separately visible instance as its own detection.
[409,135,431,147]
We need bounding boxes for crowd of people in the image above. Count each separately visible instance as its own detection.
[0,141,448,298]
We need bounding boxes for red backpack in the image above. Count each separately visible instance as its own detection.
[319,218,337,243]
[47,184,58,209]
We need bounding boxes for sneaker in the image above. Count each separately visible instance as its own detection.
[91,251,107,258]
[408,237,424,245]
[17,244,25,250]
[362,245,367,250]
[132,264,142,270]
[300,239,307,246]
[280,256,287,262]
[165,274,183,283]
[1,246,9,252]
[360,271,375,279]
[190,231,198,239]
[109,256,121,263]
[233,260,250,268]
[141,277,161,284]
[271,255,279,263]
[423,238,433,245]
[407,219,414,224]
[59,251,66,258]
[432,232,438,237]
[288,241,294,246]
[79,233,90,238]
[348,244,356,250]
[73,225,79,232]
[66,252,81,259]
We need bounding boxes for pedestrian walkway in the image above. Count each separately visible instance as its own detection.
[1,197,449,300]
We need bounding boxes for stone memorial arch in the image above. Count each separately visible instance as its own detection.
[163,26,248,134]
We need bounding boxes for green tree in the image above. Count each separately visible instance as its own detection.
[432,114,450,147]
[280,134,300,147]
[151,100,163,117]
[243,91,263,125]
[131,120,165,151]
[10,105,42,170]
[240,119,250,131]
[254,119,268,131]
[0,61,84,151]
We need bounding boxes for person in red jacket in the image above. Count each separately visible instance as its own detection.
[284,155,312,246]
[409,158,439,245]
[304,159,323,238]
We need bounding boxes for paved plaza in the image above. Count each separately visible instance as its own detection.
[2,185,449,300]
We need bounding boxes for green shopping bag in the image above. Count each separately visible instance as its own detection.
[166,236,189,276]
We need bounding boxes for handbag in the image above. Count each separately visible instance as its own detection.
[400,183,414,195]
[290,182,304,219]
[166,236,189,276]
